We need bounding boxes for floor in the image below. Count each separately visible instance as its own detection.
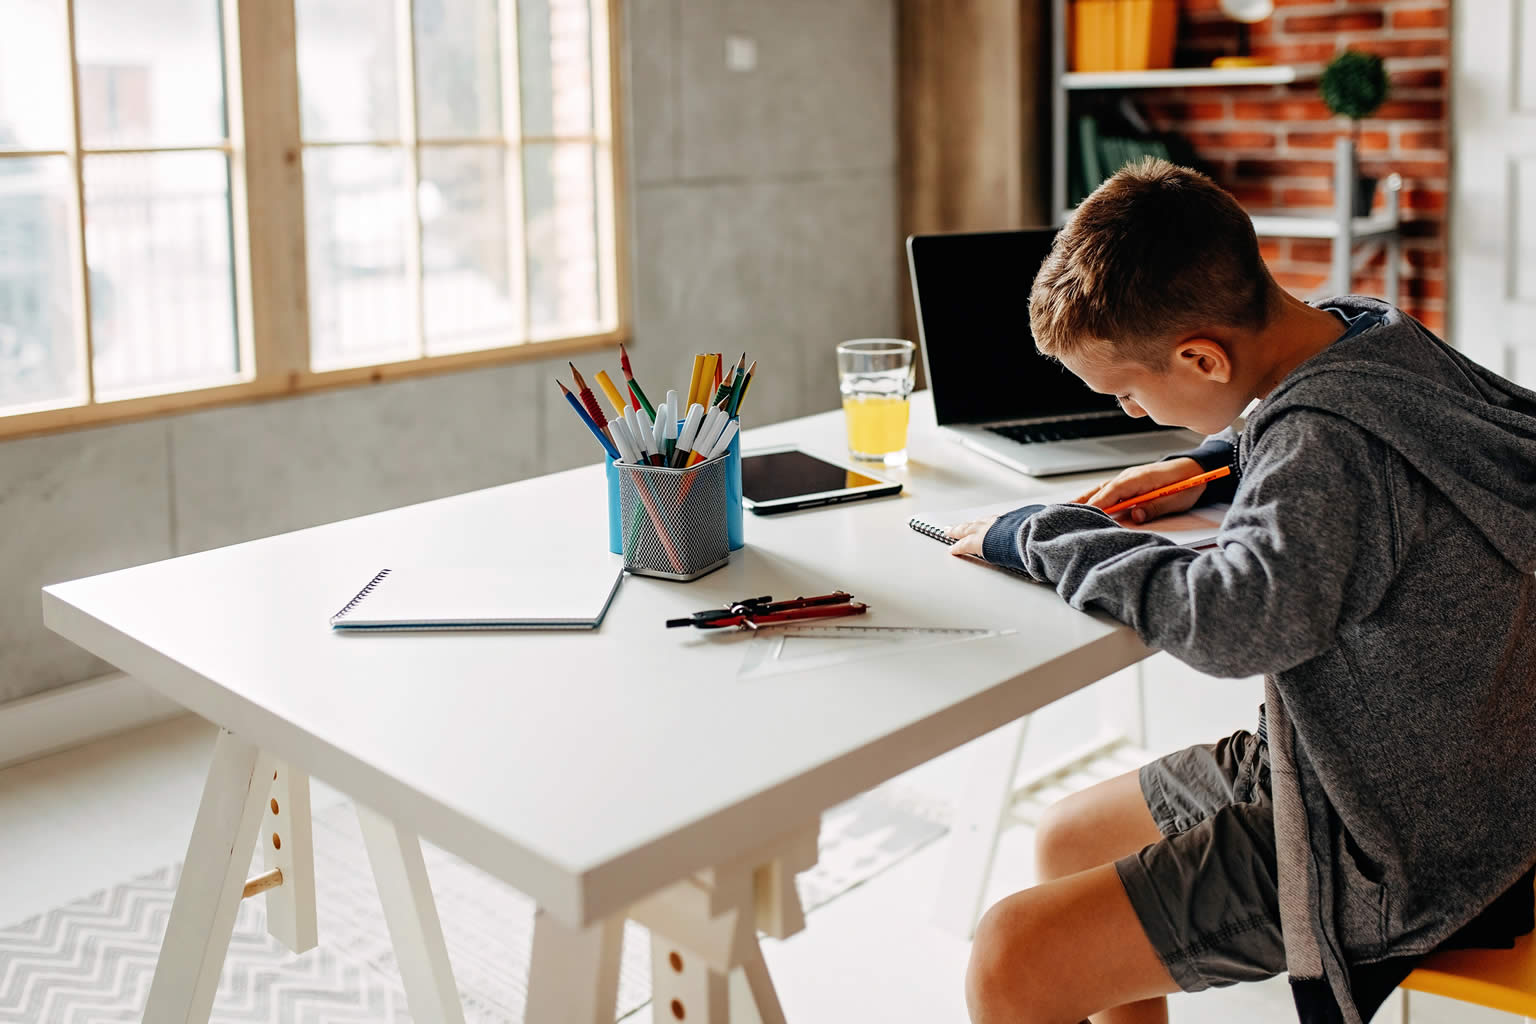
[0,713,1506,1024]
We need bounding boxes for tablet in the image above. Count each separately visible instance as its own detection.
[740,446,902,514]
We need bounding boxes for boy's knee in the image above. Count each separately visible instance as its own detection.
[1033,797,1095,880]
[965,893,1059,1024]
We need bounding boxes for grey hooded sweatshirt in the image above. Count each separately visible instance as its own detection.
[981,297,1536,1022]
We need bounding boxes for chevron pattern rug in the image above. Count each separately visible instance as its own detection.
[0,783,948,1022]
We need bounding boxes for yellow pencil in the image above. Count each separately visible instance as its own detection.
[594,370,627,416]
[697,353,719,409]
[686,353,706,408]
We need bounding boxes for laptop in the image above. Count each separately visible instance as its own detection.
[907,228,1200,476]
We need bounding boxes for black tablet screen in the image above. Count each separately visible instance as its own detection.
[741,450,887,502]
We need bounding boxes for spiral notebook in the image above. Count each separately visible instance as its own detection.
[330,561,624,631]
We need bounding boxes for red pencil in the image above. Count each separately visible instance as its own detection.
[619,342,634,380]
[568,362,612,444]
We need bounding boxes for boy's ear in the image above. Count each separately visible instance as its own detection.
[1175,337,1233,384]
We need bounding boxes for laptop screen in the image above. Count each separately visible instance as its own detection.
[907,229,1120,427]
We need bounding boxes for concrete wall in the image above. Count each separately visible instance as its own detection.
[0,0,900,704]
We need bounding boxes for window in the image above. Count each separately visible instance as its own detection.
[0,0,624,436]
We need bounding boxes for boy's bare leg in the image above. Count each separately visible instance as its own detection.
[965,861,1179,1024]
[965,769,1173,1024]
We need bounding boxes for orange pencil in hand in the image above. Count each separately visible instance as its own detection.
[1101,465,1231,517]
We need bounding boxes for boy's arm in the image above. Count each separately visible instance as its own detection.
[1161,425,1241,505]
[982,413,1400,678]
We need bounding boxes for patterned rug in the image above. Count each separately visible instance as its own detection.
[0,784,949,1023]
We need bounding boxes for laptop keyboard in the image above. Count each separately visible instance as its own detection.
[987,416,1169,445]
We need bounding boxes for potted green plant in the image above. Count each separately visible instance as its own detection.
[1319,49,1390,215]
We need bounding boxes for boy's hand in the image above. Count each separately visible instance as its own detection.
[1074,457,1207,524]
[944,458,1208,560]
[946,516,997,559]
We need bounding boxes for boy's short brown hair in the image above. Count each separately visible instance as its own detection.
[1029,158,1274,368]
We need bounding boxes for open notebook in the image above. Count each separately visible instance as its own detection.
[330,561,624,631]
[909,491,1228,564]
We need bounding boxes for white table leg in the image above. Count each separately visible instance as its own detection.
[732,943,785,1024]
[652,936,731,1022]
[933,716,1030,938]
[523,823,815,1023]
[524,910,624,1024]
[145,729,276,1023]
[262,762,317,952]
[356,803,466,1024]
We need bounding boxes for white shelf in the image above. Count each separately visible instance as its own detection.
[1249,212,1399,241]
[1062,65,1310,90]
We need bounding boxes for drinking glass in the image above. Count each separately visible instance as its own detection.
[837,338,917,466]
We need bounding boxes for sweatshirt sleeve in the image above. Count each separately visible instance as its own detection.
[1161,425,1241,505]
[983,412,1400,678]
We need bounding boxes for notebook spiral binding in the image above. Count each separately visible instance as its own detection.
[907,517,957,546]
[331,569,392,623]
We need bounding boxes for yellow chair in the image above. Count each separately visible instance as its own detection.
[1397,914,1536,1023]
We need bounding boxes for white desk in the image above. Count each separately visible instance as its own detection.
[42,392,1152,1023]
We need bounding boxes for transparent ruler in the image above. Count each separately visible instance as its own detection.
[738,624,1016,680]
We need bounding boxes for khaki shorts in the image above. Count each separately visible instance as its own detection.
[1113,729,1288,993]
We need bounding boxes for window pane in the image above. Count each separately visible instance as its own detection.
[85,152,238,399]
[0,1,72,151]
[0,158,81,411]
[296,0,400,141]
[75,0,227,149]
[524,142,599,338]
[415,0,502,140]
[304,146,415,369]
[519,0,593,138]
[420,147,517,353]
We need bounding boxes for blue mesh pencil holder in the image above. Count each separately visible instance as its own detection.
[607,420,742,554]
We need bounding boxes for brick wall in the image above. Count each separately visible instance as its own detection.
[1136,0,1449,331]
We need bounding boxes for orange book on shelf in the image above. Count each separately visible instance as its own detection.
[1118,0,1177,71]
[1070,0,1119,72]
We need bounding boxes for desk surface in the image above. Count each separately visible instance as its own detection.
[43,392,1150,927]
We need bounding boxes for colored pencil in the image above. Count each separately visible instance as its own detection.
[686,354,706,409]
[618,344,656,417]
[594,370,627,417]
[698,353,719,410]
[557,380,619,460]
[568,363,610,442]
[1101,465,1232,517]
[629,378,656,417]
[735,360,756,413]
[709,353,743,407]
[724,354,748,415]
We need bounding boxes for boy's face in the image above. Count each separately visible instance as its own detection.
[1058,339,1248,436]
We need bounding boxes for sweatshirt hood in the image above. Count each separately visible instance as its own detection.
[1251,296,1536,572]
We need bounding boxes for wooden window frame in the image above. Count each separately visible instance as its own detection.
[0,0,630,441]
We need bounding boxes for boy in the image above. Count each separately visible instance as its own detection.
[946,159,1536,1024]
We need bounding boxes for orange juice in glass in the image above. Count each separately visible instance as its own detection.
[837,339,917,466]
